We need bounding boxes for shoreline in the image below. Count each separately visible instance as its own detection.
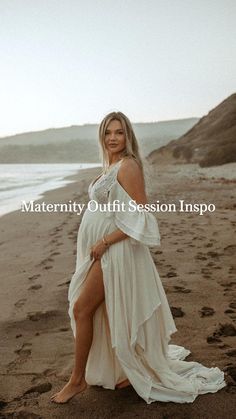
[0,163,235,417]
[0,163,101,218]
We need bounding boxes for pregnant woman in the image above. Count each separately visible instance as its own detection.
[51,111,226,404]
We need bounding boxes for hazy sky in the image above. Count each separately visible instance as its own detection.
[0,0,235,137]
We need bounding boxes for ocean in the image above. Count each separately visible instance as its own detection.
[0,163,101,217]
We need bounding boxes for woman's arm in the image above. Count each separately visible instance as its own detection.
[104,158,147,244]
[90,159,147,259]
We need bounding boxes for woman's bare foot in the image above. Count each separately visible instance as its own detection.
[115,378,131,389]
[50,376,88,404]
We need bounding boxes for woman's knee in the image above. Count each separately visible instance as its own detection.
[72,260,105,321]
[73,299,94,321]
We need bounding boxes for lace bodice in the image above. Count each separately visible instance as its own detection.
[88,160,122,204]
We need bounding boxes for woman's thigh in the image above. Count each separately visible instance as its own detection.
[73,259,105,317]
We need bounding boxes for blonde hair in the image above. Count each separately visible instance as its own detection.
[98,111,144,174]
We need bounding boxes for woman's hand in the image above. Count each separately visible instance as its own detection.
[90,239,108,260]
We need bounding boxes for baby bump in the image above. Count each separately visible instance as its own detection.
[79,207,117,250]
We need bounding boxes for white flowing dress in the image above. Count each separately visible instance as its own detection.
[68,159,226,404]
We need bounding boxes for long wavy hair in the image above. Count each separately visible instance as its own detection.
[98,111,144,174]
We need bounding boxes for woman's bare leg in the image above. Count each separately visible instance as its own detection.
[51,259,105,403]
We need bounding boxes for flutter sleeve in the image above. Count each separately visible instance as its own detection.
[107,180,161,247]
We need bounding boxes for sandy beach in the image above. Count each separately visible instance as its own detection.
[0,163,236,418]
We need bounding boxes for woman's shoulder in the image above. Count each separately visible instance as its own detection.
[118,156,144,184]
[120,156,141,172]
[117,156,147,203]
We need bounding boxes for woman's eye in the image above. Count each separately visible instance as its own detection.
[105,131,123,135]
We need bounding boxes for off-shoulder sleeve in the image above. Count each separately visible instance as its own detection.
[107,180,161,247]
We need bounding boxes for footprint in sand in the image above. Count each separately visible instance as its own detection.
[28,274,41,281]
[207,335,222,344]
[7,343,32,371]
[0,401,8,410]
[220,282,236,291]
[30,370,56,384]
[218,343,230,349]
[39,257,54,266]
[51,251,60,256]
[14,298,27,308]
[166,271,178,278]
[53,235,61,240]
[201,268,212,279]
[24,382,52,396]
[195,253,207,261]
[229,265,236,273]
[15,342,32,358]
[68,232,76,238]
[27,310,60,323]
[207,262,214,267]
[226,349,236,357]
[170,306,185,318]
[173,286,191,294]
[28,284,42,291]
[224,366,236,390]
[201,268,210,274]
[54,227,62,232]
[207,251,222,258]
[225,308,236,319]
[207,323,236,344]
[224,245,236,256]
[199,306,215,317]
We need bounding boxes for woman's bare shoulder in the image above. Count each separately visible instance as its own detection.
[118,157,147,204]
[119,157,142,176]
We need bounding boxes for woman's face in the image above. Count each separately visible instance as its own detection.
[104,119,126,158]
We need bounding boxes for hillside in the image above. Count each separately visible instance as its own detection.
[0,119,198,163]
[147,93,236,167]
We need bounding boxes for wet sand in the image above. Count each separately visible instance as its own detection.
[0,163,236,418]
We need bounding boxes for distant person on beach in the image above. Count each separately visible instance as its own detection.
[51,111,226,404]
